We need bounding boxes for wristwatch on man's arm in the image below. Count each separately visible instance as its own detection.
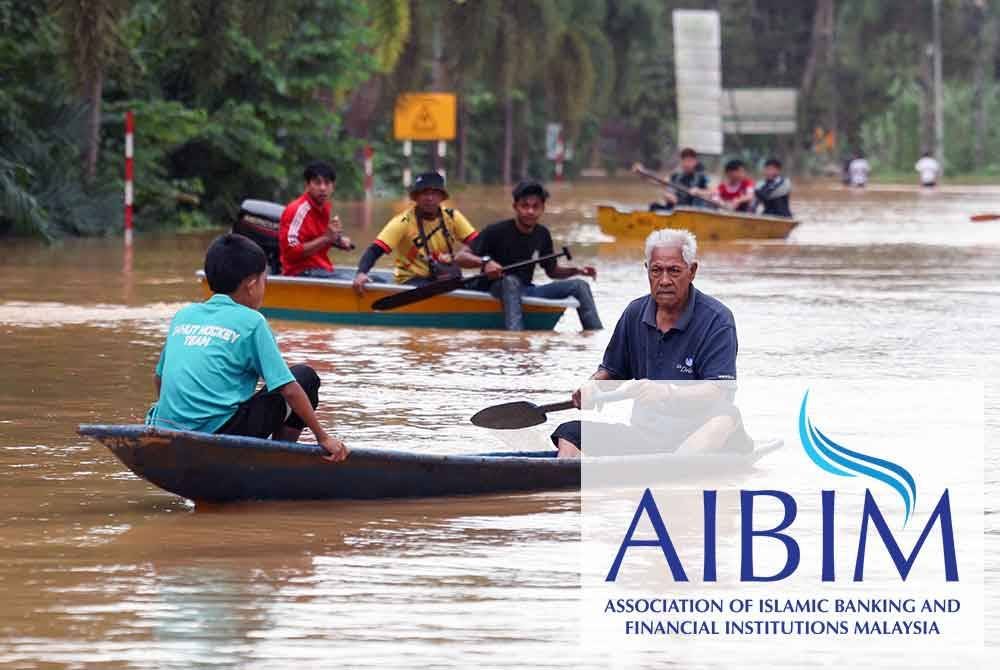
[480,255,492,273]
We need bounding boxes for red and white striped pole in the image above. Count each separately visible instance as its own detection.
[124,110,134,246]
[363,144,374,199]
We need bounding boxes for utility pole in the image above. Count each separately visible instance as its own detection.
[932,0,944,171]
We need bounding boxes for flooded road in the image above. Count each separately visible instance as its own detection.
[1,179,998,668]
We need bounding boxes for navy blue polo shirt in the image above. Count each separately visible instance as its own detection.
[599,286,737,380]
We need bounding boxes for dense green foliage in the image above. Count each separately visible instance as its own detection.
[2,0,998,238]
[2,0,376,237]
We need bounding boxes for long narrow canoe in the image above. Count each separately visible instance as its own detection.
[79,425,781,503]
[196,272,575,331]
[597,204,799,241]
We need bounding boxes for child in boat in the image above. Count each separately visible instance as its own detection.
[754,158,793,218]
[715,159,755,212]
[146,233,347,461]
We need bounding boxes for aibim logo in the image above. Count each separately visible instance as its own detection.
[799,390,917,524]
[605,390,958,583]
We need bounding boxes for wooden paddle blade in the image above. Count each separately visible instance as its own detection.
[970,214,1000,222]
[370,276,466,311]
[470,401,548,429]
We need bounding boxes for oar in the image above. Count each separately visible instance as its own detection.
[470,399,576,429]
[371,247,572,311]
[631,162,720,210]
[970,214,1000,222]
[471,383,650,430]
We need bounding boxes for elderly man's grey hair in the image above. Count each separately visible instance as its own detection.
[644,228,697,265]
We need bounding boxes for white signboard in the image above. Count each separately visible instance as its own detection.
[722,88,799,134]
[673,10,723,154]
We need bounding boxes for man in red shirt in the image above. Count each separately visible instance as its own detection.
[714,159,755,212]
[279,161,354,278]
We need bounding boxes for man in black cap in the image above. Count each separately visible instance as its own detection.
[469,180,602,331]
[353,172,483,291]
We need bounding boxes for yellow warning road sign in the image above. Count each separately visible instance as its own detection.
[393,93,457,141]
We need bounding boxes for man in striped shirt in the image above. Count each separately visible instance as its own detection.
[278,161,354,278]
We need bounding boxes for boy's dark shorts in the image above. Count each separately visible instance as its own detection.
[216,364,320,439]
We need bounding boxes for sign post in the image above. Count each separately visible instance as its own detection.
[673,10,723,155]
[437,141,447,180]
[363,144,374,199]
[394,93,457,186]
[721,89,798,134]
[402,140,412,188]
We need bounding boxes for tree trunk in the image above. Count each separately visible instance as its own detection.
[343,77,383,139]
[801,0,835,101]
[917,52,934,156]
[972,5,998,169]
[516,99,528,181]
[457,92,467,183]
[83,68,103,184]
[431,20,446,173]
[518,138,528,181]
[800,0,836,152]
[502,90,513,185]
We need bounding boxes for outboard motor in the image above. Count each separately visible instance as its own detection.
[234,199,284,274]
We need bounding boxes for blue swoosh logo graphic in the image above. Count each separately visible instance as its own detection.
[798,390,918,523]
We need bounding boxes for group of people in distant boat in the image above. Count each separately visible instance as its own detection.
[640,147,793,219]
[277,161,602,333]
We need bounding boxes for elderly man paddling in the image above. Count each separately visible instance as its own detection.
[551,228,747,458]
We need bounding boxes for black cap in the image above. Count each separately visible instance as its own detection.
[409,172,449,198]
[512,180,549,202]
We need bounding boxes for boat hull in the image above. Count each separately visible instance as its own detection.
[198,273,574,331]
[597,204,798,241]
[79,425,781,503]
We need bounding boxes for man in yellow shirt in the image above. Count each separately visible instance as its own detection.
[353,172,483,291]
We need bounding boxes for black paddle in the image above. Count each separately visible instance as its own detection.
[470,399,576,430]
[371,247,572,311]
[632,163,720,210]
[472,383,649,430]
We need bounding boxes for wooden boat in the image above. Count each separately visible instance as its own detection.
[596,204,799,241]
[196,272,576,331]
[78,424,782,503]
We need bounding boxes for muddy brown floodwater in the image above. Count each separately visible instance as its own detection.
[0,179,998,668]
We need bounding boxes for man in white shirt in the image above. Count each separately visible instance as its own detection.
[915,152,941,188]
[848,152,871,188]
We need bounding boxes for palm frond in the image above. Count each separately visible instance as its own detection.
[369,0,412,72]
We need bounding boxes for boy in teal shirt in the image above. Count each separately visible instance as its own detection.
[147,234,347,461]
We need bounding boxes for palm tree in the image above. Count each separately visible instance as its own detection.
[547,0,615,143]
[55,0,127,184]
[444,0,558,184]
